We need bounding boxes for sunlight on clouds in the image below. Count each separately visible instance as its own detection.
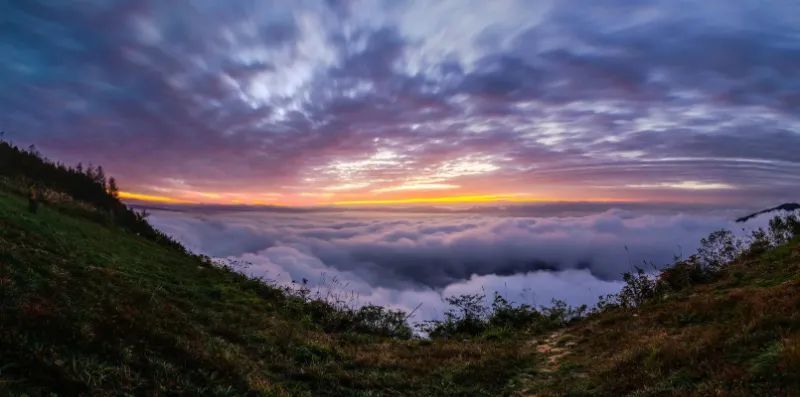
[118,191,194,204]
[627,181,736,190]
[371,183,459,193]
[120,188,284,205]
[322,182,373,191]
[324,149,404,179]
[298,192,334,198]
[332,193,548,206]
[311,152,503,199]
[432,155,500,179]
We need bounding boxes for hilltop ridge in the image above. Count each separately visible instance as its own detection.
[737,203,800,223]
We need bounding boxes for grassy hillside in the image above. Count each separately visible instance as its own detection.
[518,224,800,396]
[0,183,535,396]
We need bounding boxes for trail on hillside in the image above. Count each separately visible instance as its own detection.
[512,329,584,396]
[534,330,571,373]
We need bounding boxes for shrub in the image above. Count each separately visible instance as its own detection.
[768,214,800,246]
[419,293,488,338]
[658,256,711,291]
[616,267,659,308]
[488,293,541,329]
[541,298,587,326]
[352,305,413,339]
[599,213,800,312]
[697,229,742,271]
[420,293,586,339]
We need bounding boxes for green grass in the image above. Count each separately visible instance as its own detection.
[0,189,536,396]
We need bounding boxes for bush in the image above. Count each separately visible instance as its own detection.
[768,214,800,246]
[267,278,414,339]
[599,213,800,312]
[697,229,742,271]
[658,256,711,291]
[352,305,413,339]
[419,293,488,338]
[488,293,541,329]
[420,292,585,339]
[616,267,659,308]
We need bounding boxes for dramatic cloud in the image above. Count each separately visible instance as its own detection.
[2,1,798,206]
[147,205,772,320]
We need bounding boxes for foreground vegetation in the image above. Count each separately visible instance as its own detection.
[2,139,799,396]
[0,141,537,396]
[518,215,800,396]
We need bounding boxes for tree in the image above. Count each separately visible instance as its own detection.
[95,166,106,188]
[617,267,658,308]
[697,229,741,271]
[107,177,119,198]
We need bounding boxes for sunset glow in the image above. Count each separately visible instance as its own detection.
[3,3,800,392]
[2,1,797,208]
[118,191,195,205]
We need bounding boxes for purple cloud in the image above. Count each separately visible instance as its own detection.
[1,1,798,205]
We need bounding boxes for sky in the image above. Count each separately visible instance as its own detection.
[2,1,799,207]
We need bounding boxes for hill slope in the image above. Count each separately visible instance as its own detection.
[518,225,800,395]
[0,185,534,396]
[737,203,800,223]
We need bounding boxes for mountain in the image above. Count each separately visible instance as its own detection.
[737,203,800,223]
[2,140,800,396]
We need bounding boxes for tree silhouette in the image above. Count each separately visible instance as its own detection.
[107,177,119,198]
[0,137,186,252]
[95,165,106,188]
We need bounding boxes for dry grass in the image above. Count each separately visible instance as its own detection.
[519,235,800,396]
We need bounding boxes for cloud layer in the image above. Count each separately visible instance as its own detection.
[2,1,799,205]
[148,206,764,320]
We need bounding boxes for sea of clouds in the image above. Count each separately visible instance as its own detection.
[148,206,765,322]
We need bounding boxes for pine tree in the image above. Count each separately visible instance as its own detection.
[108,177,119,198]
[96,166,106,188]
[86,164,96,181]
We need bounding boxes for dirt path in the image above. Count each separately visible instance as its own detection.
[512,329,582,396]
[534,330,572,373]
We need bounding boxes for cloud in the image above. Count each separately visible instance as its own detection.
[1,1,798,205]
[626,181,736,190]
[147,205,772,320]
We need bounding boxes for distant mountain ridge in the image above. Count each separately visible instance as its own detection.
[736,202,800,223]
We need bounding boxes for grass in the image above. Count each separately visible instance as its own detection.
[0,188,536,396]
[517,232,800,396]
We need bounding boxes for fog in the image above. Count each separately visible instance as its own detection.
[148,205,762,321]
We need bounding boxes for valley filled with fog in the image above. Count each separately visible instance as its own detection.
[149,205,769,322]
